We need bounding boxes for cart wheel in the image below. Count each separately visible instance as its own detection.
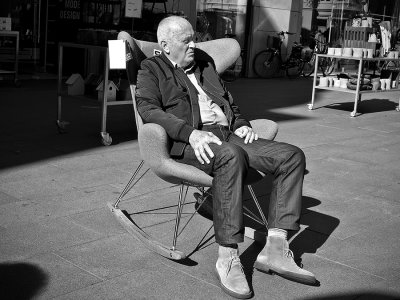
[101,132,112,146]
[14,79,21,87]
[56,120,69,134]
[350,111,356,117]
[307,103,313,110]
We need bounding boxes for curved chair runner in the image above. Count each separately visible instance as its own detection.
[108,31,279,260]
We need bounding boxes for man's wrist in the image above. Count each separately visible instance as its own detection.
[180,125,196,143]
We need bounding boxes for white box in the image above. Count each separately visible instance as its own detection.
[0,17,12,31]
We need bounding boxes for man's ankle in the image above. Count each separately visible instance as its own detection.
[268,228,288,240]
[219,243,238,249]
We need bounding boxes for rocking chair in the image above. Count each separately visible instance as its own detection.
[108,31,279,260]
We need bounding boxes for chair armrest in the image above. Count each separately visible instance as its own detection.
[138,123,171,170]
[249,119,278,141]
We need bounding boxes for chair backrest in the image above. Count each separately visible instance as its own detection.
[116,31,241,132]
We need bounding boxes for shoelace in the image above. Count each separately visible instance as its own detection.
[284,248,294,259]
[226,254,244,276]
[284,248,303,269]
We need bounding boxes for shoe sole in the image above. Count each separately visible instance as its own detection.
[254,261,317,286]
[214,268,252,299]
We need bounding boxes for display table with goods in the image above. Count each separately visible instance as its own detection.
[308,53,400,117]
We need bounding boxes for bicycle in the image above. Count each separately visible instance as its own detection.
[252,31,305,79]
[302,38,336,77]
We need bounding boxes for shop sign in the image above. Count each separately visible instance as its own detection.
[59,0,81,21]
[125,0,142,18]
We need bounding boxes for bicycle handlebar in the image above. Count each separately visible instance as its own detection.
[312,37,329,46]
[277,31,295,36]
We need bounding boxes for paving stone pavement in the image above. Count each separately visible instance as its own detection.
[0,76,399,299]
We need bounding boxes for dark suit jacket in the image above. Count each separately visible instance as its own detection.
[135,51,251,157]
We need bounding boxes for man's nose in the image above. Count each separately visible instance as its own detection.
[188,41,195,48]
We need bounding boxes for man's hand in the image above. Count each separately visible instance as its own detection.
[234,126,258,144]
[189,130,222,164]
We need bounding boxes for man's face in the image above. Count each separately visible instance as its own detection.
[167,25,195,68]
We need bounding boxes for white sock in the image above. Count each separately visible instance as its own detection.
[268,228,288,240]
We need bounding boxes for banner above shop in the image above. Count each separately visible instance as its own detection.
[59,0,81,21]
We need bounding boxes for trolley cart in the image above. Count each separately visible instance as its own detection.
[57,42,133,145]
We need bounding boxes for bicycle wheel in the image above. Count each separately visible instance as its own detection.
[303,53,316,77]
[286,57,305,79]
[326,58,336,75]
[253,50,280,78]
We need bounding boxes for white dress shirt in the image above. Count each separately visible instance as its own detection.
[184,64,228,126]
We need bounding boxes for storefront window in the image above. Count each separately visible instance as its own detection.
[327,0,400,54]
[195,0,250,78]
[328,0,363,47]
[195,0,248,48]
[390,1,400,46]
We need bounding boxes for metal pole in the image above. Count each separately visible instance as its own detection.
[57,44,63,122]
[38,0,41,43]
[33,0,38,66]
[101,49,109,133]
[172,185,187,250]
[43,0,48,72]
[340,0,344,43]
[328,0,335,44]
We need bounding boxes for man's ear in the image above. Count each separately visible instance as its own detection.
[160,41,169,54]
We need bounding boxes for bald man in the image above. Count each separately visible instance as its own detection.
[135,16,316,298]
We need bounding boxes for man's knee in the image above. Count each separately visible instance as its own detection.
[278,144,306,171]
[214,142,249,168]
[293,145,305,164]
[287,144,306,169]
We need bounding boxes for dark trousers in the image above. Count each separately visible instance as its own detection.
[175,125,305,245]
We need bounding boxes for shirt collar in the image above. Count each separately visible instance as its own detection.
[164,54,195,73]
[183,62,196,74]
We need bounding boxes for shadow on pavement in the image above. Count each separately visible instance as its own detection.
[290,196,340,263]
[324,98,397,114]
[0,262,48,299]
[299,291,400,300]
[0,79,137,169]
[240,195,339,289]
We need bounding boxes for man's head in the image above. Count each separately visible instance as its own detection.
[157,16,195,68]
